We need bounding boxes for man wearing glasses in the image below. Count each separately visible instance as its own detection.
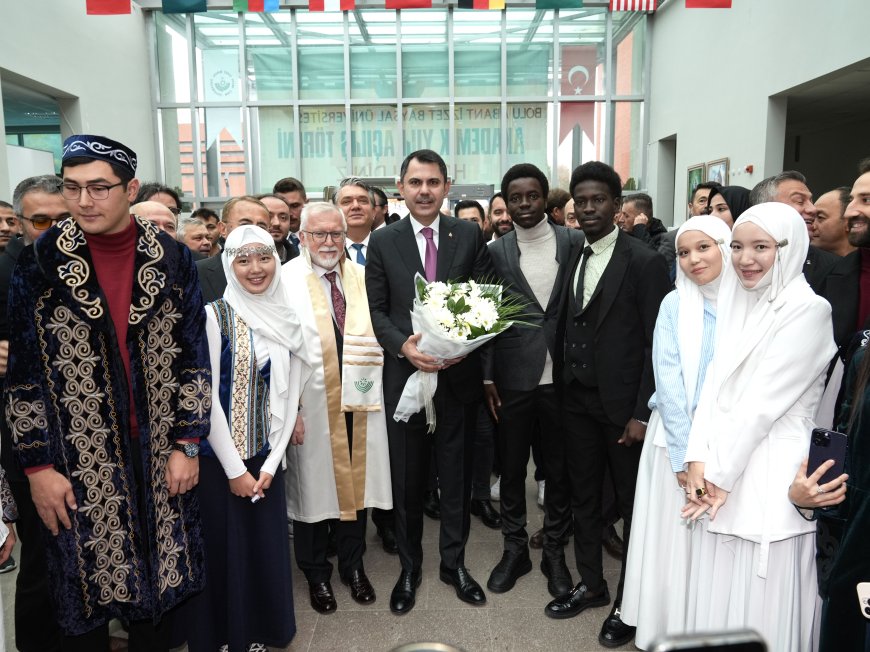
[5,135,211,651]
[0,175,70,652]
[282,201,392,615]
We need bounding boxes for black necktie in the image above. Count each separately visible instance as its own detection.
[575,245,594,309]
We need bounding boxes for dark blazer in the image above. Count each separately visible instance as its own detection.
[821,249,861,353]
[366,215,494,404]
[805,244,840,295]
[484,224,584,391]
[554,228,671,426]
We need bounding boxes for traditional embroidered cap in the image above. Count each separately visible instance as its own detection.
[62,134,138,177]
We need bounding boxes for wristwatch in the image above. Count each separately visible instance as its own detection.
[172,441,200,458]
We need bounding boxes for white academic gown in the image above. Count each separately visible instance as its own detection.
[281,256,392,523]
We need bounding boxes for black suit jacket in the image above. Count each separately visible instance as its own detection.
[366,215,494,405]
[485,224,584,392]
[821,249,861,353]
[805,244,839,295]
[554,229,671,426]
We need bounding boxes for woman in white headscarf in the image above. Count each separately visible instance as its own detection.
[682,203,836,651]
[621,216,731,649]
[174,225,309,652]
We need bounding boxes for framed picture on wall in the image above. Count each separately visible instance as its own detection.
[687,163,705,204]
[706,157,729,185]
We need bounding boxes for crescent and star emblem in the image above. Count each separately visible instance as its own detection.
[567,65,590,95]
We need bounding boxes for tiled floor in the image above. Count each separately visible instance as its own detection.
[0,468,632,652]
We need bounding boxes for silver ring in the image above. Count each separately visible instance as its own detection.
[817,486,826,494]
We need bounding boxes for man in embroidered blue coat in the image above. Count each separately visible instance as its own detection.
[4,134,211,650]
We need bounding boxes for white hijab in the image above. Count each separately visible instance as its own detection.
[711,202,810,388]
[675,215,732,409]
[222,225,305,445]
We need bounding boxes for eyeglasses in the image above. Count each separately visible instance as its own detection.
[61,182,125,200]
[303,230,346,243]
[18,214,67,231]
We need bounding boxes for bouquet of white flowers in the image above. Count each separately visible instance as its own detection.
[394,273,527,432]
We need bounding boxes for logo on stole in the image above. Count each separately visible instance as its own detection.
[354,379,374,393]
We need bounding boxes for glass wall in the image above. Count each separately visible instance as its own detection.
[150,7,648,204]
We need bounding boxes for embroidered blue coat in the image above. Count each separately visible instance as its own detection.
[5,216,211,635]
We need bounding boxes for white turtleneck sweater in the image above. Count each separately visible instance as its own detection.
[515,218,558,385]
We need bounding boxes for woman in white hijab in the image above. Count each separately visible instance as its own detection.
[175,225,308,652]
[621,216,731,649]
[682,203,836,651]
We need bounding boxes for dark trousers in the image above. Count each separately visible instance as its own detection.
[386,382,476,572]
[8,477,62,652]
[563,382,641,602]
[371,507,394,532]
[294,511,367,584]
[471,403,496,501]
[496,385,571,554]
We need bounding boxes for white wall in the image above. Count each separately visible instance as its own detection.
[0,0,154,194]
[647,0,870,226]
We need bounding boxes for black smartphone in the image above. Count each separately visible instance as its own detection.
[808,427,848,485]
[649,630,766,651]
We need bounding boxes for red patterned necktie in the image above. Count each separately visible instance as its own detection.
[324,271,345,334]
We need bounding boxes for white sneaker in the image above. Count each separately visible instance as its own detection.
[537,480,545,508]
[490,477,501,502]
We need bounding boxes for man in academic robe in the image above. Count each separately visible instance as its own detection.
[282,201,392,614]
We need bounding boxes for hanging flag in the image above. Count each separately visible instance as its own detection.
[686,0,731,6]
[535,0,583,9]
[86,0,131,14]
[161,0,208,13]
[309,0,355,9]
[609,0,657,10]
[385,0,432,8]
[457,0,505,9]
[234,0,280,11]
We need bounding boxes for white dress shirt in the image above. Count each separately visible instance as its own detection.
[409,215,440,268]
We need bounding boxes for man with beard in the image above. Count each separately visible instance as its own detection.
[487,192,513,242]
[257,193,300,263]
[282,202,392,614]
[273,177,307,247]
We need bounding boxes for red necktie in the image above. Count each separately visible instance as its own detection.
[324,271,345,335]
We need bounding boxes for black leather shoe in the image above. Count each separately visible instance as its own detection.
[599,603,636,648]
[423,490,441,520]
[540,554,574,598]
[342,569,376,605]
[602,524,624,560]
[544,581,610,619]
[487,550,532,593]
[439,566,487,605]
[389,569,422,615]
[470,499,502,529]
[377,525,399,554]
[308,581,337,614]
[529,527,545,549]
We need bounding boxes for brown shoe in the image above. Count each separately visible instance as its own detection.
[342,569,376,605]
[529,527,545,549]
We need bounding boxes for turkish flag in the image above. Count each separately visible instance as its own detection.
[686,0,731,7]
[86,0,131,14]
[559,46,599,144]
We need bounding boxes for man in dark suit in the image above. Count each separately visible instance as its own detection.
[366,149,494,615]
[546,162,670,649]
[196,196,270,302]
[483,164,582,598]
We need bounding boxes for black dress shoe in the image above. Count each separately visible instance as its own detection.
[423,490,441,520]
[540,554,574,598]
[377,525,399,554]
[487,550,532,593]
[308,581,337,614]
[529,527,544,549]
[342,569,376,605]
[599,603,636,648]
[440,566,486,605]
[602,524,625,560]
[389,569,422,615]
[544,581,610,619]
[470,499,502,529]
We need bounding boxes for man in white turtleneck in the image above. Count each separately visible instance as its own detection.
[482,164,583,598]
